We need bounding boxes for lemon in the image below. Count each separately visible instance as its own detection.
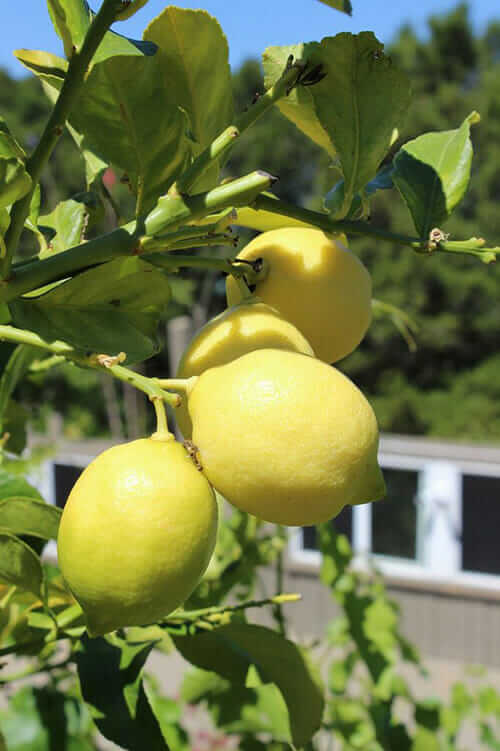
[175,299,315,437]
[226,228,372,363]
[186,349,385,526]
[57,438,218,636]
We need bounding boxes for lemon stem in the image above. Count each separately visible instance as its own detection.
[153,376,198,397]
[150,397,174,442]
[234,273,253,299]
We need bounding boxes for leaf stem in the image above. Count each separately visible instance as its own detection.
[0,325,180,407]
[251,194,424,249]
[2,0,124,278]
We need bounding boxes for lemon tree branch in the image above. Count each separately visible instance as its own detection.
[0,325,180,407]
[173,59,307,195]
[0,171,275,304]
[2,0,124,278]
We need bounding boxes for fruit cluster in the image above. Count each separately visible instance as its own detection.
[58,228,385,635]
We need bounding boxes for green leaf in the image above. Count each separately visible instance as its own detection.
[38,194,103,258]
[2,401,30,455]
[0,685,95,751]
[75,635,170,750]
[47,0,91,56]
[143,676,190,751]
[0,497,61,540]
[174,623,324,747]
[0,468,43,501]
[317,0,352,13]
[329,651,357,694]
[308,33,410,217]
[318,522,353,589]
[0,344,40,433]
[117,0,150,21]
[0,532,43,595]
[68,53,191,213]
[392,111,480,238]
[0,118,32,209]
[143,7,234,193]
[9,257,171,364]
[47,0,156,62]
[325,163,394,218]
[263,44,336,156]
[181,667,291,742]
[412,728,440,751]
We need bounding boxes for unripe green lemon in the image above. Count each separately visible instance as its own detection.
[175,299,315,438]
[57,438,217,636]
[186,349,385,526]
[226,228,372,363]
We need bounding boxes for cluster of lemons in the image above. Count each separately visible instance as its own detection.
[58,228,385,636]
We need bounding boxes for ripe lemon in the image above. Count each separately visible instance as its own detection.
[186,349,385,526]
[225,228,372,363]
[175,299,315,437]
[57,438,218,636]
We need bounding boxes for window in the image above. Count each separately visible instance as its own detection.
[372,468,418,560]
[462,474,500,576]
[54,463,83,509]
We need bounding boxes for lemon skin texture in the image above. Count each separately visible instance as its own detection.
[188,349,386,526]
[57,438,218,636]
[175,299,315,438]
[226,228,372,364]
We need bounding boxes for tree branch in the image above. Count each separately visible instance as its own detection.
[2,0,124,278]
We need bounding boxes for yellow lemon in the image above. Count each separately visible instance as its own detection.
[175,299,315,437]
[186,349,385,526]
[226,228,372,363]
[57,438,217,636]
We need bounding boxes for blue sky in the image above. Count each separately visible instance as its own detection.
[2,0,498,77]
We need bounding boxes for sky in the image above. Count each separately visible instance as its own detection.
[1,0,498,77]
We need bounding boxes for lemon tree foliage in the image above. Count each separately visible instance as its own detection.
[0,1,500,750]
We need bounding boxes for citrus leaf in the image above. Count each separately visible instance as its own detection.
[47,0,91,56]
[75,635,170,751]
[263,43,336,156]
[0,468,43,501]
[67,53,191,213]
[2,401,30,456]
[143,7,234,193]
[308,33,410,217]
[0,685,95,751]
[0,118,31,209]
[317,0,352,13]
[0,497,61,540]
[0,532,43,595]
[117,0,150,21]
[38,194,103,258]
[181,667,291,741]
[0,344,39,433]
[9,257,171,364]
[174,623,324,747]
[47,0,156,62]
[392,111,480,238]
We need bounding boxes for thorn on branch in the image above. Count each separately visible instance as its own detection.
[90,352,127,368]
